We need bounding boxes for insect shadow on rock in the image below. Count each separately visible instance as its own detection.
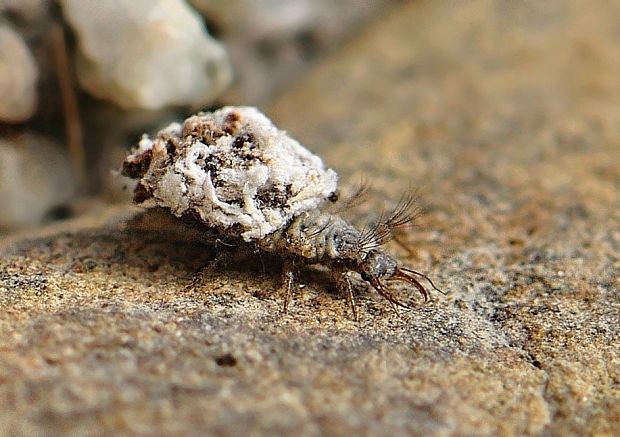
[121,106,444,320]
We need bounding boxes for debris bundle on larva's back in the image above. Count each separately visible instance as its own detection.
[122,106,338,241]
[122,106,443,320]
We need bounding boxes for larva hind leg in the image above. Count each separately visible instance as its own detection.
[187,245,253,291]
[281,257,298,314]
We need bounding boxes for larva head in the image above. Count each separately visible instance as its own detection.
[359,249,398,282]
[357,249,433,307]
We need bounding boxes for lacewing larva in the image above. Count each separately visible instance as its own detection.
[122,106,442,319]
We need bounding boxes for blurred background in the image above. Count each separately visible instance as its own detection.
[0,0,397,233]
[1,3,618,435]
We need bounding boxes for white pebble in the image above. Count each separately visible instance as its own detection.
[0,25,39,122]
[60,0,232,109]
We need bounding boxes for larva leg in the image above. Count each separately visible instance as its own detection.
[331,263,358,321]
[281,258,297,314]
[187,251,230,290]
[187,246,249,290]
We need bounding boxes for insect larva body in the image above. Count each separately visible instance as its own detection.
[122,106,441,319]
[261,204,439,319]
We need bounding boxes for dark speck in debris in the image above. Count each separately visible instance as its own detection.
[214,353,237,367]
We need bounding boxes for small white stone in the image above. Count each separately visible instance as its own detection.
[60,0,232,109]
[0,24,39,122]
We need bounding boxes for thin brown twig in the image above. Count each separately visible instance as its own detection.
[51,21,86,189]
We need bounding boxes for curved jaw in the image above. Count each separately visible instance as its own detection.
[368,276,411,310]
[368,268,444,310]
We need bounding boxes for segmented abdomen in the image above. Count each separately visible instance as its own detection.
[259,210,362,264]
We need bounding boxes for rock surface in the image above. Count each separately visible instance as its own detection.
[1,0,619,435]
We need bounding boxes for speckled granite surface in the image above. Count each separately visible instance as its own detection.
[1,1,618,435]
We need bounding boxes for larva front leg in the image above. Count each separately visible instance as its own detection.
[331,262,358,321]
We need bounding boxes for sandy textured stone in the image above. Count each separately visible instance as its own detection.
[1,0,618,435]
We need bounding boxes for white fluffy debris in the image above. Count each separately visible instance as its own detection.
[122,106,338,241]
